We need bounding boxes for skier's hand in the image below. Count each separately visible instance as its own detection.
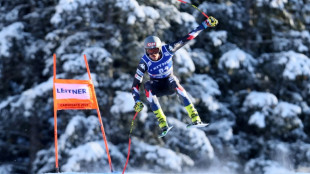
[202,16,218,28]
[134,101,144,112]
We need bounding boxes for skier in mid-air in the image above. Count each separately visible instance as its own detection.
[132,16,218,137]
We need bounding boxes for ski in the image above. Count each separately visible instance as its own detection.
[158,126,173,138]
[186,122,209,128]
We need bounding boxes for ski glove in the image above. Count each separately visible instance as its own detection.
[202,16,218,28]
[134,101,144,112]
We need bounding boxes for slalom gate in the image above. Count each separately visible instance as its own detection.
[53,54,113,173]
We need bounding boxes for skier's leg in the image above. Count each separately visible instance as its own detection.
[144,81,168,129]
[169,76,202,123]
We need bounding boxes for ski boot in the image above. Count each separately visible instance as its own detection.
[154,108,173,138]
[185,104,208,128]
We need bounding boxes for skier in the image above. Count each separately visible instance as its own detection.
[132,16,218,136]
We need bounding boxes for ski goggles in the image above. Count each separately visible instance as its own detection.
[146,48,160,55]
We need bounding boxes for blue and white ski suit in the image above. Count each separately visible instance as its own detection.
[132,23,207,112]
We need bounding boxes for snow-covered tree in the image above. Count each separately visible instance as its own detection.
[1,0,310,174]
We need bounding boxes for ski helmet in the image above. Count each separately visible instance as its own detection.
[144,36,162,50]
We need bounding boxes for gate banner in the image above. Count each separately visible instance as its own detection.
[54,79,96,110]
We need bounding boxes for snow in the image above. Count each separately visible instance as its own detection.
[55,32,88,56]
[243,91,278,109]
[301,30,310,42]
[208,30,228,47]
[180,12,197,27]
[62,141,106,171]
[174,47,196,74]
[272,102,303,129]
[0,22,25,57]
[51,0,97,25]
[0,96,15,111]
[82,47,112,64]
[273,102,301,118]
[264,165,294,174]
[169,6,197,27]
[44,171,310,174]
[279,51,310,80]
[59,47,112,74]
[61,53,86,72]
[131,137,194,172]
[273,30,310,52]
[206,119,234,141]
[166,118,215,160]
[5,6,19,22]
[218,48,257,73]
[49,115,126,173]
[256,0,288,9]
[202,96,221,111]
[109,91,148,122]
[115,0,160,25]
[248,111,266,128]
[186,74,221,111]
[45,172,224,174]
[142,6,160,20]
[188,74,221,96]
[110,91,135,114]
[191,49,211,68]
[60,116,103,147]
[2,77,53,117]
[245,158,295,174]
[3,1,310,174]
[0,164,12,174]
[111,73,133,90]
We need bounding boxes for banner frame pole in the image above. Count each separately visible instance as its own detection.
[53,54,60,173]
[83,54,114,172]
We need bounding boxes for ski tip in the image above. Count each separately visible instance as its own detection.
[158,126,173,138]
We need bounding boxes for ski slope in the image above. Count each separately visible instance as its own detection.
[46,172,310,174]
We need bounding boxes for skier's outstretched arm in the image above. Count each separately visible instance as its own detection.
[167,16,218,54]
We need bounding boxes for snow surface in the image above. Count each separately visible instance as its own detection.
[44,172,310,174]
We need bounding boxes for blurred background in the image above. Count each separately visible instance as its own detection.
[0,0,310,173]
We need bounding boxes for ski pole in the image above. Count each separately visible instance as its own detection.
[122,112,139,174]
[177,0,209,19]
